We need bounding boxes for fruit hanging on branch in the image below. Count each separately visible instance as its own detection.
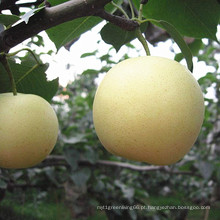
[0,93,59,169]
[93,56,204,165]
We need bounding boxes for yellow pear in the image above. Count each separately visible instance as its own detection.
[93,56,204,165]
[0,93,59,169]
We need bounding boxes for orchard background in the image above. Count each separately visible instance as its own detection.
[0,0,220,219]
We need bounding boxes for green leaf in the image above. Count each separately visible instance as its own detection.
[0,14,20,26]
[194,161,214,180]
[101,22,147,52]
[0,57,58,102]
[44,167,60,186]
[94,180,105,192]
[140,0,220,41]
[83,146,98,164]
[157,20,193,71]
[135,188,149,199]
[82,69,99,75]
[199,72,218,85]
[64,147,80,170]
[178,160,194,172]
[70,168,91,187]
[80,50,98,58]
[175,39,203,62]
[46,0,123,50]
[114,180,135,201]
[46,16,102,50]
[198,72,218,94]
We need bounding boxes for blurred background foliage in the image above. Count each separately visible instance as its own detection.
[0,0,220,219]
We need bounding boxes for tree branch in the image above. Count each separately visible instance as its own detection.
[95,9,139,31]
[36,155,164,171]
[0,0,112,52]
[35,155,202,177]
[0,0,139,53]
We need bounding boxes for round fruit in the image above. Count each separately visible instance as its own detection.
[93,56,204,165]
[0,93,59,169]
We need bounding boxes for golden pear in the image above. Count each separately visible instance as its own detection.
[93,56,204,165]
[0,93,59,169]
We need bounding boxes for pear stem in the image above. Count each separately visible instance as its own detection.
[0,55,17,96]
[135,27,151,56]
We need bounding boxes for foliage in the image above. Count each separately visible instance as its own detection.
[0,0,220,219]
[0,189,72,220]
[133,0,220,40]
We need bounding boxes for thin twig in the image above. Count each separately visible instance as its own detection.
[111,1,129,19]
[6,48,41,65]
[128,0,135,18]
